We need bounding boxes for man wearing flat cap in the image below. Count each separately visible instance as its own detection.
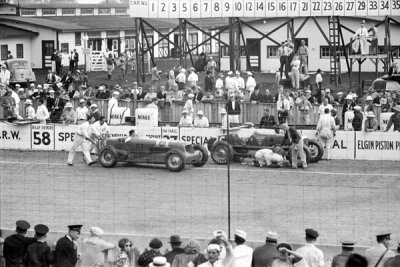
[138,238,163,267]
[365,232,395,267]
[164,235,184,264]
[331,240,355,267]
[295,229,324,267]
[233,230,252,267]
[3,220,36,267]
[26,224,54,267]
[54,225,83,267]
[252,231,279,267]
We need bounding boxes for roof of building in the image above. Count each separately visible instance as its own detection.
[20,3,128,9]
[0,23,38,38]
[0,15,87,31]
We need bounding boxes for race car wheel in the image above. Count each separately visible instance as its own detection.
[287,146,312,167]
[307,139,324,163]
[166,150,186,172]
[193,144,209,167]
[99,148,118,168]
[210,141,234,165]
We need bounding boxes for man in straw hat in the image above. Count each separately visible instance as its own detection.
[82,226,115,267]
[194,110,209,128]
[232,230,252,267]
[385,105,400,132]
[179,110,193,127]
[24,99,36,120]
[331,240,356,267]
[252,231,279,267]
[364,111,378,132]
[353,20,369,55]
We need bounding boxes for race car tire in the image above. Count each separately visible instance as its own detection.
[99,147,118,168]
[306,139,324,163]
[287,146,312,167]
[166,150,186,172]
[193,144,209,167]
[210,141,234,165]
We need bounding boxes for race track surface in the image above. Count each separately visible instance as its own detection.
[0,150,399,247]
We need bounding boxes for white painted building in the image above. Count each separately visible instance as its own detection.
[219,17,400,73]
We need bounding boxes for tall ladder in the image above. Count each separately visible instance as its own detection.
[328,16,341,85]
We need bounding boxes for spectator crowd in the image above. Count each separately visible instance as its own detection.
[1,220,400,267]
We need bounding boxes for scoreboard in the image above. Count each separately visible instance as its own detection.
[129,0,400,18]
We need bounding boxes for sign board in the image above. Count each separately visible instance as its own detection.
[109,107,131,125]
[379,112,394,131]
[355,131,400,160]
[129,0,400,18]
[54,124,78,151]
[161,126,179,140]
[135,108,158,127]
[180,127,221,148]
[31,124,55,150]
[0,122,31,150]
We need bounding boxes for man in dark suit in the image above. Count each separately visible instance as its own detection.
[26,224,54,267]
[164,235,184,264]
[50,91,65,122]
[45,70,56,84]
[259,108,277,128]
[204,70,214,92]
[193,86,204,103]
[252,231,279,267]
[225,93,241,124]
[55,225,82,267]
[280,123,307,169]
[3,220,36,267]
[250,86,263,103]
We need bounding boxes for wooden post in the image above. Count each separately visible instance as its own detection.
[134,18,140,84]
[229,17,235,71]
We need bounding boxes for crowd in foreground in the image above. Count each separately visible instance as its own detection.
[1,220,400,267]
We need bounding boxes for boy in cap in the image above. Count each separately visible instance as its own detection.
[295,229,324,267]
[331,240,355,267]
[55,225,83,267]
[164,235,184,264]
[26,224,54,267]
[3,220,36,267]
[233,230,253,267]
[365,232,395,267]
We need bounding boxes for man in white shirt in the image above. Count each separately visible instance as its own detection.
[194,110,209,128]
[318,96,333,118]
[225,71,235,95]
[36,99,49,124]
[178,110,193,127]
[146,97,159,110]
[365,233,395,267]
[0,64,10,85]
[11,85,20,117]
[144,87,157,101]
[233,230,253,267]
[215,73,224,91]
[107,91,119,123]
[234,71,245,92]
[67,116,98,166]
[295,229,325,267]
[198,235,233,267]
[254,147,285,168]
[25,99,36,120]
[176,68,187,90]
[353,20,369,55]
[187,68,198,88]
[93,116,110,139]
[245,72,256,94]
[316,108,336,160]
[220,108,228,129]
[276,93,290,124]
[76,99,89,122]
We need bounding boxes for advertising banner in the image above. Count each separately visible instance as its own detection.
[31,124,55,151]
[109,107,130,125]
[135,108,158,127]
[161,127,179,140]
[355,131,400,161]
[179,127,222,148]
[0,122,31,150]
[54,124,79,151]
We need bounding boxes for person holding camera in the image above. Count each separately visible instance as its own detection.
[272,243,303,267]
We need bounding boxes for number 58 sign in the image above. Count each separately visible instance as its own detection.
[31,125,55,150]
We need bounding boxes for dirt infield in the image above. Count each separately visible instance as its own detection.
[0,150,399,248]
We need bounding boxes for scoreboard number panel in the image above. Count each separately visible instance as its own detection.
[170,2,179,18]
[255,0,267,16]
[265,0,277,16]
[180,0,191,18]
[158,1,169,18]
[355,0,368,15]
[368,0,379,16]
[333,0,345,15]
[233,0,245,16]
[344,0,356,15]
[211,0,223,17]
[288,0,301,16]
[201,0,212,18]
[243,0,256,17]
[191,0,201,18]
[379,0,391,15]
[310,0,322,15]
[393,0,400,15]
[299,0,311,16]
[222,0,234,17]
[148,0,159,18]
[322,0,334,15]
[277,0,288,17]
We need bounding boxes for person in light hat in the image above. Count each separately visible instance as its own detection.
[365,232,395,267]
[219,108,228,129]
[365,95,375,113]
[176,68,187,90]
[36,98,50,124]
[88,103,100,121]
[331,240,356,267]
[254,147,286,168]
[82,227,115,267]
[198,234,233,267]
[194,110,209,128]
[184,94,195,119]
[0,63,11,85]
[150,257,170,267]
[295,229,324,267]
[252,231,279,267]
[245,71,256,94]
[76,99,88,122]
[215,73,225,99]
[179,109,193,127]
[364,111,377,132]
[233,230,253,267]
[61,102,77,124]
[279,123,307,169]
[334,91,345,104]
[273,243,303,267]
[55,225,83,267]
[353,19,369,55]
[385,105,400,132]
[207,56,217,77]
[188,67,198,88]
[3,220,36,267]
[342,94,356,125]
[225,71,235,94]
[25,99,36,120]
[234,70,245,92]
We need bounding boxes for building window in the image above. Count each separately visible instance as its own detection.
[221,46,229,57]
[16,44,23,58]
[81,8,94,15]
[158,37,169,58]
[62,8,75,15]
[61,43,69,54]
[320,46,346,58]
[1,45,8,60]
[115,8,127,15]
[75,32,82,46]
[188,33,198,55]
[20,8,36,16]
[267,46,279,58]
[42,8,56,16]
[99,8,111,15]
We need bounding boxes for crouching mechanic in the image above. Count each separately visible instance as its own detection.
[254,147,287,168]
[67,115,98,166]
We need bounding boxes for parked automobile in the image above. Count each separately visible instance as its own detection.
[98,136,208,172]
[207,129,323,165]
[368,77,400,92]
[7,59,36,85]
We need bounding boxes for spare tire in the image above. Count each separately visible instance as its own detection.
[306,139,324,163]
[210,141,234,165]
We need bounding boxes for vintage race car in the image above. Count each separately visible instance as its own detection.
[7,59,36,84]
[98,137,208,172]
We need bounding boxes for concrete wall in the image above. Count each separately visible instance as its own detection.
[220,17,400,73]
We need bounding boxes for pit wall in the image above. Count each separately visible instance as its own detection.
[1,122,399,161]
